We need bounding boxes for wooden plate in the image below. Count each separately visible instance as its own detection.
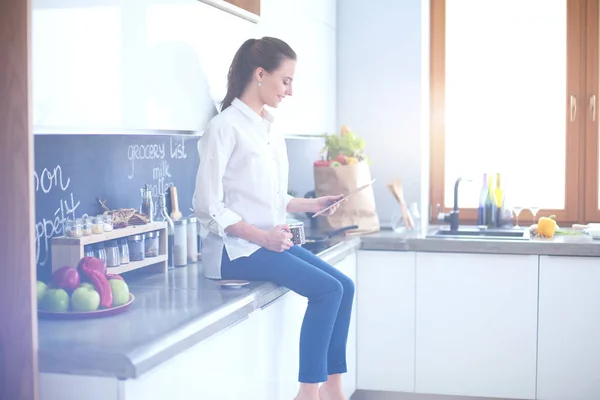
[38,293,135,319]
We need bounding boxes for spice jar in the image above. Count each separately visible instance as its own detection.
[84,244,95,258]
[64,218,82,238]
[128,234,145,262]
[187,216,198,263]
[173,219,188,267]
[119,238,130,264]
[91,215,104,234]
[105,240,120,268]
[145,231,160,258]
[94,242,107,263]
[103,214,113,232]
[81,217,92,236]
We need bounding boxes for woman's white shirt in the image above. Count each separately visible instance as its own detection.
[193,98,293,279]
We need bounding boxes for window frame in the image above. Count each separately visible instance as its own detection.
[429,0,587,225]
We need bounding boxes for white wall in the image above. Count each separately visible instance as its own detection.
[337,0,430,225]
[31,0,337,137]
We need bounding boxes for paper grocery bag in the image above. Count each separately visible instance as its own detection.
[314,161,380,234]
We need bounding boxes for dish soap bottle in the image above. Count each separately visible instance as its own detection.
[155,192,175,269]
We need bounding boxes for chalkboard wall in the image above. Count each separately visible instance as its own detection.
[34,134,200,280]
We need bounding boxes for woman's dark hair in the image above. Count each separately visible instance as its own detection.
[221,37,296,112]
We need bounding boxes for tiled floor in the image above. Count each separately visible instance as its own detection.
[350,390,524,400]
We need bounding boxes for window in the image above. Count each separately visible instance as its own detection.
[429,0,600,225]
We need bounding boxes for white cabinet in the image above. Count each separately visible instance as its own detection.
[415,252,538,400]
[124,309,267,400]
[32,0,336,135]
[537,255,600,400]
[333,251,358,398]
[356,250,416,392]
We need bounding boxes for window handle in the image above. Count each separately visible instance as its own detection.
[590,95,596,122]
[571,95,577,122]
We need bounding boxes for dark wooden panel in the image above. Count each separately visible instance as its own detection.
[0,0,39,399]
[224,0,260,16]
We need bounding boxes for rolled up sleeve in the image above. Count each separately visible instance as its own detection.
[193,124,242,237]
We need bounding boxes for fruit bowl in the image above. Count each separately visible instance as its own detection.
[38,293,135,320]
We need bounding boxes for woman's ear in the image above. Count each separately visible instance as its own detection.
[255,67,265,83]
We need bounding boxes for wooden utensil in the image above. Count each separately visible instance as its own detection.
[170,186,182,221]
[387,179,415,229]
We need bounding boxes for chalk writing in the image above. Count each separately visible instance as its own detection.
[127,143,165,179]
[170,136,188,160]
[34,165,70,194]
[34,165,82,266]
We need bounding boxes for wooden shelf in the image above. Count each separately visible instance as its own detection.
[51,222,167,246]
[51,221,169,273]
[106,255,168,275]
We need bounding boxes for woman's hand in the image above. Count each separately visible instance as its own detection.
[313,194,345,216]
[260,224,294,252]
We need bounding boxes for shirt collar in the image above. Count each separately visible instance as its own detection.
[232,97,275,124]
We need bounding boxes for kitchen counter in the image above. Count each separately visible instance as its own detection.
[360,226,600,256]
[37,237,360,379]
[38,224,600,381]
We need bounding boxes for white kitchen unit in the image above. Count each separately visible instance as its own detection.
[259,250,357,400]
[31,0,337,135]
[39,250,357,400]
[537,255,600,400]
[415,252,538,400]
[356,250,416,392]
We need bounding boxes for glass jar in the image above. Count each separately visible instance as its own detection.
[173,219,188,267]
[91,215,104,234]
[119,238,130,264]
[128,234,145,262]
[94,242,107,263]
[84,244,95,258]
[64,218,82,238]
[103,214,113,232]
[187,216,198,263]
[145,231,160,258]
[81,216,92,236]
[105,239,120,268]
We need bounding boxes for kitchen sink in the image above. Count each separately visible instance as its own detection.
[427,226,530,240]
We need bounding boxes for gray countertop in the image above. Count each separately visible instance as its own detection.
[360,227,600,257]
[38,225,600,380]
[37,238,361,379]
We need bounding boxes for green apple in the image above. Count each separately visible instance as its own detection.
[36,281,47,304]
[79,282,94,290]
[109,279,130,307]
[71,287,100,312]
[41,288,69,312]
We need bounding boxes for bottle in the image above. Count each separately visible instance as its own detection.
[484,174,497,228]
[140,185,154,222]
[155,192,175,269]
[477,173,488,226]
[494,173,505,227]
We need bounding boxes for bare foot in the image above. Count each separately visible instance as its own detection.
[319,383,346,400]
[295,383,320,400]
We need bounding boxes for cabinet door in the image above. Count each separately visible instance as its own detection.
[357,251,416,392]
[124,307,267,400]
[537,256,600,400]
[415,252,538,400]
[260,290,306,400]
[333,252,358,399]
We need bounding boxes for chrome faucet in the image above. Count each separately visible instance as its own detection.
[437,177,471,231]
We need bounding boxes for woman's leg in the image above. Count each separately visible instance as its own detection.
[221,247,345,399]
[286,245,355,400]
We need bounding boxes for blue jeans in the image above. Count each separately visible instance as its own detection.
[221,245,355,383]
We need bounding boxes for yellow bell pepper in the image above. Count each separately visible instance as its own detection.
[537,215,557,238]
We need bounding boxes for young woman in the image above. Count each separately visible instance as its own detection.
[193,37,354,400]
